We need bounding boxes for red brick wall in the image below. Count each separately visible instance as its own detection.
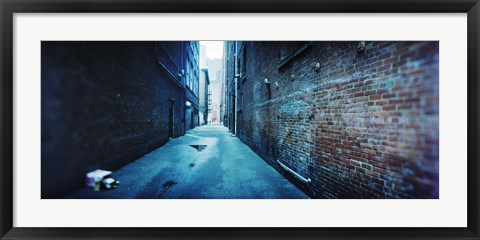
[233,41,439,198]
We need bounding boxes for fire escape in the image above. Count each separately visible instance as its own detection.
[207,89,212,123]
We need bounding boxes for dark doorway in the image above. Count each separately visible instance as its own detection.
[191,112,194,129]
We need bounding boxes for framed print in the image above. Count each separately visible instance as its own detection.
[1,0,479,239]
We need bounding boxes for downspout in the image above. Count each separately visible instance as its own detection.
[277,160,312,183]
[234,41,238,135]
[182,42,186,134]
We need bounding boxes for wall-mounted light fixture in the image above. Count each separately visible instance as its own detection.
[357,41,366,53]
[186,101,192,108]
[264,78,270,85]
[274,82,279,88]
[314,62,321,72]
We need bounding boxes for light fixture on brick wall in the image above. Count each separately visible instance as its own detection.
[314,62,320,72]
[186,101,192,108]
[357,41,366,53]
[264,78,270,85]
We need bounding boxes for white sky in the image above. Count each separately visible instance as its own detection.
[200,41,224,59]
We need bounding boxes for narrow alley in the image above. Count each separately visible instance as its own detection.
[42,41,440,199]
[68,124,308,199]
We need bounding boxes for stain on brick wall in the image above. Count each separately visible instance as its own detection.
[41,42,186,198]
[277,100,314,178]
[232,41,439,198]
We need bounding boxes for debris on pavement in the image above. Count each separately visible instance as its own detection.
[85,169,120,191]
[163,180,177,188]
[189,144,207,152]
[102,177,120,190]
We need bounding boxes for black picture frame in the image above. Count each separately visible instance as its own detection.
[1,0,479,239]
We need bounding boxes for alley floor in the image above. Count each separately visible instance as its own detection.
[67,124,308,199]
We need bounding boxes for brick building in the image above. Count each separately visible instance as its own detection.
[42,41,199,198]
[224,41,238,133]
[224,41,439,199]
[184,41,200,130]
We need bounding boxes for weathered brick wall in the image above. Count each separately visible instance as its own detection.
[235,41,439,199]
[224,42,237,132]
[42,42,186,198]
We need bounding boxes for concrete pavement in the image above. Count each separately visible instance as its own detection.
[67,124,308,199]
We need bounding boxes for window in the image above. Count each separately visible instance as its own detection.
[238,92,244,113]
[237,57,241,78]
[241,93,244,110]
[240,45,247,80]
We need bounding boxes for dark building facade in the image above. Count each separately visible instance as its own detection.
[42,41,198,198]
[224,41,439,199]
[184,41,200,130]
[224,41,238,133]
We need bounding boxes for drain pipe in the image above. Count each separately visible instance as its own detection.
[277,160,312,183]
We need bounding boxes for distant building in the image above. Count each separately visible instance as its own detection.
[207,58,223,81]
[206,58,224,123]
[200,45,207,69]
[199,68,210,125]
